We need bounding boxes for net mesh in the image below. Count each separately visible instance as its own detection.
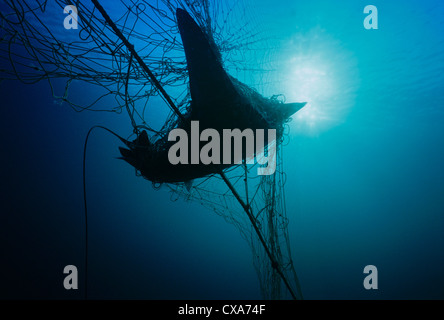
[0,0,302,299]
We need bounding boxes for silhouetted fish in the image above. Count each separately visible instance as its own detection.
[119,9,306,184]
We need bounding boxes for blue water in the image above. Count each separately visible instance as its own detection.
[1,0,443,299]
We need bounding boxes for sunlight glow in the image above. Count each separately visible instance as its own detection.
[289,60,335,129]
[284,54,338,133]
[278,29,359,134]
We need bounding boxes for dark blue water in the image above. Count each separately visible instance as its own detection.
[1,0,443,299]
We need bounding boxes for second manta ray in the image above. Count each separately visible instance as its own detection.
[119,8,306,183]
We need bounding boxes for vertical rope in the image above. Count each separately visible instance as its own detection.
[219,171,298,300]
[91,0,185,122]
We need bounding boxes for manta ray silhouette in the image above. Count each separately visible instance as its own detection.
[119,8,306,183]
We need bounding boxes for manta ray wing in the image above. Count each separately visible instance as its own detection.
[176,8,240,122]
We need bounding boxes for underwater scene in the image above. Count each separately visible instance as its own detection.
[1,0,443,300]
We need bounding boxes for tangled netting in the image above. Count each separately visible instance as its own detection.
[0,0,302,299]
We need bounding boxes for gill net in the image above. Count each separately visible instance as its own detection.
[0,0,302,299]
